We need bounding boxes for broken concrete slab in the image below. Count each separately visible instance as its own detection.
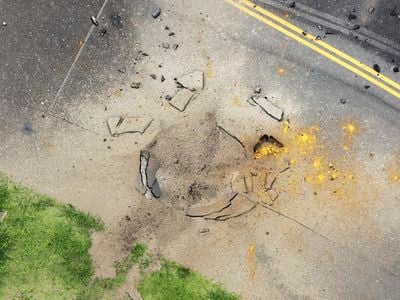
[186,193,237,217]
[205,194,256,221]
[176,71,204,91]
[231,172,248,194]
[253,97,284,121]
[0,211,7,223]
[135,150,162,198]
[107,116,153,136]
[169,89,196,112]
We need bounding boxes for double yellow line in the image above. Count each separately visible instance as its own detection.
[223,0,400,98]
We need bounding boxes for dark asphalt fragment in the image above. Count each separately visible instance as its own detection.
[161,75,165,82]
[302,31,307,36]
[288,1,295,8]
[151,7,161,18]
[100,28,107,36]
[389,6,398,17]
[168,32,175,36]
[131,82,141,89]
[150,74,157,80]
[364,85,370,89]
[368,7,375,15]
[90,16,99,26]
[348,13,357,21]
[340,98,347,104]
[352,25,360,30]
[172,44,179,50]
[393,66,399,73]
[165,95,172,101]
[373,64,381,73]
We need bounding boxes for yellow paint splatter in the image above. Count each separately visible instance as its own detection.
[283,119,290,134]
[206,58,214,78]
[277,67,287,76]
[342,122,358,135]
[247,244,256,280]
[255,144,285,158]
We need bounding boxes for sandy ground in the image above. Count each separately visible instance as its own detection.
[1,0,400,298]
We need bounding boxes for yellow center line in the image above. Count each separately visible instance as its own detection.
[222,0,400,98]
[240,0,400,92]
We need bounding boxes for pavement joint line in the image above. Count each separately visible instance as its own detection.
[242,0,400,92]
[47,0,109,113]
[223,0,400,99]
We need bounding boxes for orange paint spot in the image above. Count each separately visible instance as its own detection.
[277,67,287,76]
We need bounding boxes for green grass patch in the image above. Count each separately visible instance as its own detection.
[0,177,103,299]
[138,260,239,300]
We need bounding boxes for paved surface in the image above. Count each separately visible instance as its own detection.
[1,0,400,298]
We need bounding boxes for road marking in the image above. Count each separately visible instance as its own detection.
[241,0,400,92]
[223,0,400,98]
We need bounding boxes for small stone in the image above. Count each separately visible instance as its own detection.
[176,71,204,91]
[340,98,347,104]
[2,21,7,26]
[100,28,107,36]
[352,24,360,30]
[316,25,322,30]
[315,35,322,40]
[90,16,99,26]
[348,13,357,21]
[162,42,170,49]
[169,89,196,111]
[368,7,375,14]
[107,116,153,136]
[254,85,261,94]
[393,66,399,73]
[165,95,172,101]
[150,74,157,80]
[151,7,161,18]
[373,64,381,73]
[288,1,295,8]
[131,82,141,89]
[172,44,179,50]
[117,67,126,73]
[364,85,370,89]
[253,97,284,121]
[165,25,169,30]
[168,32,175,36]
[161,75,165,82]
[199,228,210,234]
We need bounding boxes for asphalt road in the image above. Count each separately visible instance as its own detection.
[1,0,400,298]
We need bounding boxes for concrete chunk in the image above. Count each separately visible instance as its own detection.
[205,194,256,220]
[253,97,284,121]
[107,116,153,136]
[186,193,237,217]
[169,89,196,112]
[176,71,204,91]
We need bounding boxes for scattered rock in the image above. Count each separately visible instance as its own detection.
[165,26,169,30]
[252,97,284,121]
[199,228,210,234]
[204,194,256,221]
[288,1,295,8]
[373,64,381,73]
[352,24,360,30]
[368,7,375,14]
[348,13,357,21]
[389,6,398,17]
[161,75,165,82]
[117,67,126,73]
[176,71,204,91]
[169,89,196,111]
[168,32,175,36]
[172,44,179,50]
[90,16,99,26]
[162,42,170,49]
[165,95,172,101]
[136,150,162,198]
[150,74,157,80]
[151,7,161,19]
[340,98,347,104]
[186,193,236,217]
[393,66,399,73]
[364,85,370,89]
[100,28,107,36]
[130,82,141,89]
[254,85,262,94]
[107,116,153,136]
[0,211,7,223]
[2,21,7,26]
